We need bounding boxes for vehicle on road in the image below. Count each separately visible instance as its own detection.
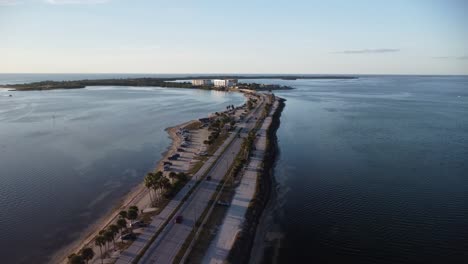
[199,151,208,156]
[217,200,230,206]
[177,148,185,152]
[120,233,137,241]
[163,161,173,166]
[130,220,147,228]
[206,175,212,181]
[175,215,183,224]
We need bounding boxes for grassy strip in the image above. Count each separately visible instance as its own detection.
[207,133,230,155]
[226,98,285,264]
[173,166,235,263]
[173,131,247,263]
[130,128,241,263]
[174,96,270,263]
[183,184,236,263]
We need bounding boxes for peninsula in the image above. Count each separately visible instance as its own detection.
[0,75,356,91]
[53,88,285,264]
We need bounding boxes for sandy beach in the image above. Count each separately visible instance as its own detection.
[49,119,200,264]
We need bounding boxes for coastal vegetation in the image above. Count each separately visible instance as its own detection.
[227,97,285,264]
[63,92,270,264]
[175,98,266,263]
[0,75,356,91]
[237,82,294,91]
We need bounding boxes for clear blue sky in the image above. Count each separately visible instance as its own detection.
[1,0,467,74]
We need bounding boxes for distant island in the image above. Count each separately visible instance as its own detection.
[0,75,357,91]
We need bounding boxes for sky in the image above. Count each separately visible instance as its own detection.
[0,0,467,75]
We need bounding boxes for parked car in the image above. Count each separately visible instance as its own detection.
[120,233,136,241]
[175,215,183,224]
[130,220,147,228]
[217,200,230,206]
[163,161,173,166]
[177,148,185,152]
[199,151,208,156]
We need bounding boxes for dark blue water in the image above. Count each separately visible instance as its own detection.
[0,81,244,263]
[249,76,468,263]
[1,75,467,263]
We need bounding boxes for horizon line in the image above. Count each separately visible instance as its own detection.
[0,73,467,77]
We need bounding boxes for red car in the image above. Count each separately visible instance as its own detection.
[175,215,183,224]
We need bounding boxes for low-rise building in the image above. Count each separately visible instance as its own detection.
[213,79,238,87]
[191,79,212,86]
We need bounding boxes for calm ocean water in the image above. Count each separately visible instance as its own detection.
[246,76,468,263]
[0,75,244,263]
[1,74,467,263]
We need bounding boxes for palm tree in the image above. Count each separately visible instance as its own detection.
[160,176,172,195]
[117,218,127,234]
[118,210,127,219]
[168,171,177,184]
[126,207,138,232]
[80,247,94,264]
[104,230,114,252]
[127,208,138,225]
[144,172,156,205]
[107,226,118,249]
[94,235,106,264]
[149,172,162,202]
[68,253,84,264]
[109,224,119,236]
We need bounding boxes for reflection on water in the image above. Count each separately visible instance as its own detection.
[0,86,244,263]
[248,76,468,264]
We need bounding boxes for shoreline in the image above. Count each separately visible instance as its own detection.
[48,120,196,263]
[226,97,286,264]
[0,75,356,91]
[248,98,286,264]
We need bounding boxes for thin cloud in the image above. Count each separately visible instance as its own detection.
[334,48,400,54]
[432,55,468,60]
[0,0,20,6]
[45,0,111,4]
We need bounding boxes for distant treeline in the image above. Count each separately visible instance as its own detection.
[0,78,195,91]
[0,75,356,91]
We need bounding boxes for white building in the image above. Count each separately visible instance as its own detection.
[213,79,238,87]
[191,79,212,86]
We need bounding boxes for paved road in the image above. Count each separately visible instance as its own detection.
[202,100,278,264]
[138,94,266,264]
